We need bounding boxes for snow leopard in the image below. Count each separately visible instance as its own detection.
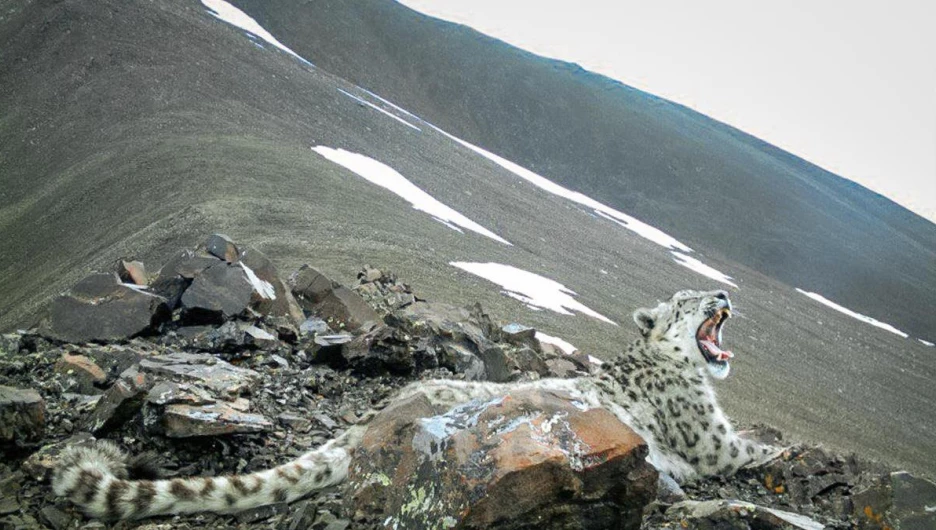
[52,289,782,520]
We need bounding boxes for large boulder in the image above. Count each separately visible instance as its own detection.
[291,265,379,331]
[179,262,255,324]
[0,386,46,445]
[237,246,304,325]
[346,388,657,529]
[43,273,169,343]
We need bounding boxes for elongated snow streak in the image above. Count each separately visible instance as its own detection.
[428,124,692,253]
[337,89,421,131]
[534,332,578,355]
[919,339,935,347]
[670,252,738,288]
[359,88,421,120]
[451,262,616,325]
[201,0,312,65]
[312,147,511,245]
[795,288,908,338]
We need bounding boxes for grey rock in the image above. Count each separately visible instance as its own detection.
[150,249,219,308]
[0,386,45,445]
[43,273,169,344]
[299,318,331,336]
[204,233,239,263]
[890,471,936,530]
[238,246,305,324]
[139,352,260,396]
[39,505,72,530]
[667,499,824,530]
[82,366,152,434]
[180,262,254,324]
[291,265,378,331]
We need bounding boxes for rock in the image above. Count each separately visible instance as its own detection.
[545,357,579,378]
[160,402,272,437]
[54,353,106,394]
[243,325,277,349]
[205,233,239,263]
[180,262,254,324]
[501,323,538,348]
[890,471,936,530]
[336,327,415,375]
[139,352,260,396]
[290,265,341,305]
[438,342,485,380]
[116,260,148,286]
[0,386,46,445]
[150,249,219,308]
[39,505,72,530]
[291,265,379,331]
[238,246,305,324]
[0,333,20,355]
[145,381,215,407]
[82,366,152,434]
[21,433,96,482]
[346,388,657,529]
[43,273,170,343]
[299,318,331,336]
[667,499,824,530]
[277,413,311,432]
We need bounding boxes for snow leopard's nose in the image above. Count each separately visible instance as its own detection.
[714,291,729,301]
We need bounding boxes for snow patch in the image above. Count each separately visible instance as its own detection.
[312,146,511,245]
[671,252,738,288]
[201,0,312,65]
[534,331,578,355]
[450,262,616,325]
[429,124,692,252]
[795,289,908,338]
[919,339,935,347]
[239,263,276,300]
[359,88,421,120]
[337,88,421,131]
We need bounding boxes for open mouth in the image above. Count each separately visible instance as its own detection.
[696,307,733,365]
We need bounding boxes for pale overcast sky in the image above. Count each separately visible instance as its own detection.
[399,0,936,223]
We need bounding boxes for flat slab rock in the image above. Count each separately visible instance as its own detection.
[160,402,272,438]
[667,499,825,530]
[346,388,657,529]
[43,273,169,343]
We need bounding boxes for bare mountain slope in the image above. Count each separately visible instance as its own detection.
[226,0,936,340]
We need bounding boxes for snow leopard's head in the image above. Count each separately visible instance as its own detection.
[633,289,734,379]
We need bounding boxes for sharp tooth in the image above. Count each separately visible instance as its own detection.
[718,326,723,345]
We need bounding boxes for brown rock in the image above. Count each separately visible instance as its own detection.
[160,402,272,437]
[116,260,148,286]
[55,353,107,394]
[0,386,46,445]
[346,388,657,529]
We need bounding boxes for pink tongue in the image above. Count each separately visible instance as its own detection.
[701,340,734,360]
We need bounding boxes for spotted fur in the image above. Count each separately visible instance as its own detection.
[53,290,780,519]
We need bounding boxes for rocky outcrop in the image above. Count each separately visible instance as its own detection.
[346,389,657,529]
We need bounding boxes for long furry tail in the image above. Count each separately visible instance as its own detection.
[52,429,363,520]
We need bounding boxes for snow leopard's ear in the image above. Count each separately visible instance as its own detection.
[633,307,656,336]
